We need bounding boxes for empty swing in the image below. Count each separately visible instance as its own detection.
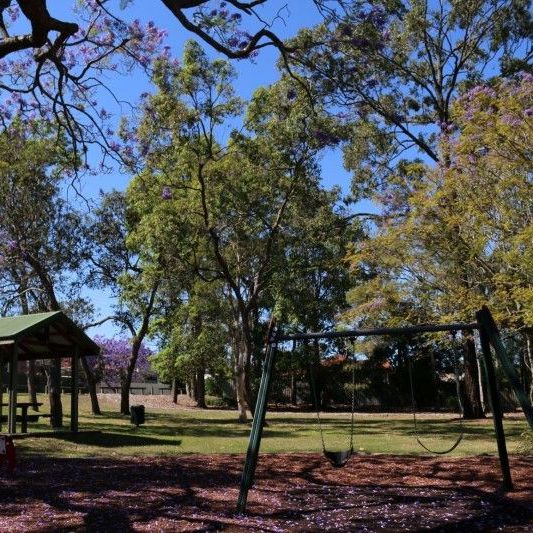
[408,333,464,455]
[310,338,356,468]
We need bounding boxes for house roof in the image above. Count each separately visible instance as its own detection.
[0,311,100,360]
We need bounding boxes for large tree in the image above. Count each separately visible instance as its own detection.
[127,41,349,421]
[0,121,92,426]
[287,0,531,418]
[87,190,161,414]
[288,0,531,189]
[346,73,533,412]
[0,0,338,162]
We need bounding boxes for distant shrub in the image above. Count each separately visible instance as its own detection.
[517,429,533,455]
[205,395,236,408]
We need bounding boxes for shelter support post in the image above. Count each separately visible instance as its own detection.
[477,306,533,432]
[236,337,278,514]
[7,343,18,434]
[0,358,4,432]
[477,318,513,491]
[70,347,79,433]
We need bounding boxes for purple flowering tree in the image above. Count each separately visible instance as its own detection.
[94,336,152,408]
[288,0,531,420]
[0,0,332,163]
[289,0,532,201]
[0,1,171,166]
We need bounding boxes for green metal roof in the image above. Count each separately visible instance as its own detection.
[0,311,61,339]
[0,311,100,359]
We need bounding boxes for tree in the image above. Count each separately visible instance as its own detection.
[270,186,359,405]
[289,0,531,190]
[0,2,170,164]
[345,73,533,413]
[0,0,339,162]
[151,280,229,408]
[128,41,345,421]
[87,190,161,414]
[95,335,152,393]
[0,121,94,425]
[287,0,531,418]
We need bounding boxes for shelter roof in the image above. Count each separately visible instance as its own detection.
[0,311,99,360]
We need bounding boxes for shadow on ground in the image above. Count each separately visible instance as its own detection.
[13,430,182,449]
[0,453,532,531]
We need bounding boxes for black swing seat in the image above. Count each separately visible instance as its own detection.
[323,448,353,468]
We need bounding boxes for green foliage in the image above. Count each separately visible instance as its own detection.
[289,0,531,201]
[344,74,533,328]
[127,41,359,415]
[0,121,86,316]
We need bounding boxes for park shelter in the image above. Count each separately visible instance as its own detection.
[0,311,100,434]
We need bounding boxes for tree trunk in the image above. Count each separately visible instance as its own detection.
[27,360,39,411]
[172,377,179,404]
[291,371,297,405]
[525,332,533,405]
[120,379,131,415]
[48,359,63,428]
[462,333,485,419]
[235,360,248,422]
[120,351,137,416]
[232,318,251,422]
[80,356,101,415]
[195,368,207,408]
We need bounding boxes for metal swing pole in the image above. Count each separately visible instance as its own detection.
[476,313,513,492]
[236,329,279,514]
[477,306,533,431]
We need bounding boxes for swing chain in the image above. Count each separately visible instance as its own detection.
[408,331,464,455]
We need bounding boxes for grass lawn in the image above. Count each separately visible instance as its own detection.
[7,393,529,459]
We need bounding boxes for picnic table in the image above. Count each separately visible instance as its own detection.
[1,402,44,433]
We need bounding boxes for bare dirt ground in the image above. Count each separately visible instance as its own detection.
[1,453,532,532]
[97,393,199,410]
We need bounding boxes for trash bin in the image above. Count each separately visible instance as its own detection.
[130,405,145,427]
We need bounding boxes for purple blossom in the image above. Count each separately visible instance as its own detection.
[501,114,522,127]
[525,108,533,118]
[94,336,152,384]
[161,186,173,200]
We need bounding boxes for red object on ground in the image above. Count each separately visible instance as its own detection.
[0,436,16,473]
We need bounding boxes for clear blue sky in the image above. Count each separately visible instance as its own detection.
[53,1,363,338]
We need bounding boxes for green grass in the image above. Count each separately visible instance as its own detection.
[6,394,529,459]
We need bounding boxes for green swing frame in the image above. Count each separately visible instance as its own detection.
[236,306,533,514]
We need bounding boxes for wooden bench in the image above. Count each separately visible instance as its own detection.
[1,413,51,432]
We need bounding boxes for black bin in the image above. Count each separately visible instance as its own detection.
[130,405,145,427]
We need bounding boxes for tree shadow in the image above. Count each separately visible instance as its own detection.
[2,453,531,531]
[18,430,182,449]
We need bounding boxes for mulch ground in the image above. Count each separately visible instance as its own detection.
[0,453,532,532]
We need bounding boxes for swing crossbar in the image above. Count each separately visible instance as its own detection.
[277,322,479,343]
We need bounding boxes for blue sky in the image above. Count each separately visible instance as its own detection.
[50,1,361,338]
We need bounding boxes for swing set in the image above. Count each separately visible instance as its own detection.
[236,306,533,514]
